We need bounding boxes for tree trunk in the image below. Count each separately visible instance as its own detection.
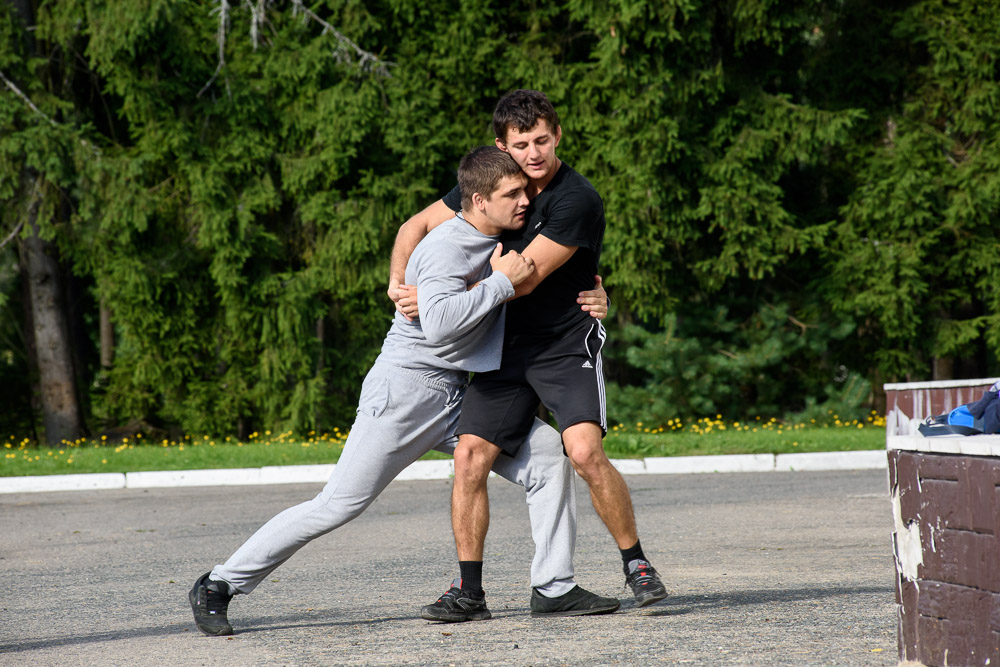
[18,254,41,443]
[315,315,325,372]
[932,357,954,382]
[8,0,37,64]
[20,181,83,446]
[100,296,114,369]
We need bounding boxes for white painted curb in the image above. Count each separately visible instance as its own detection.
[0,450,888,494]
[260,464,336,485]
[396,460,454,481]
[126,468,262,488]
[0,473,125,493]
[775,450,888,472]
[610,459,647,475]
[645,454,775,474]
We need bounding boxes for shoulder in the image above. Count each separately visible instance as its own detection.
[414,219,466,261]
[424,217,462,239]
[547,165,603,209]
[545,169,603,222]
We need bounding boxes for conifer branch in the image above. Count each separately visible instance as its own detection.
[0,68,101,158]
[290,0,394,76]
[0,220,25,252]
[246,0,270,49]
[1,176,40,252]
[199,0,231,97]
[0,68,57,127]
[198,0,393,96]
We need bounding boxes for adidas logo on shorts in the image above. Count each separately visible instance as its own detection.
[581,360,593,369]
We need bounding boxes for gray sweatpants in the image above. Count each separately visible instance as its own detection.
[211,361,577,596]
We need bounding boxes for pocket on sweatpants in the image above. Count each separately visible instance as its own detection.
[356,371,391,418]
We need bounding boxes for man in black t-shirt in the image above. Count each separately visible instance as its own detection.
[389,90,666,621]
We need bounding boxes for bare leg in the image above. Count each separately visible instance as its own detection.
[451,433,503,560]
[561,421,638,549]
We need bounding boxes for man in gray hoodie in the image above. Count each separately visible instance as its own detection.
[188,146,617,636]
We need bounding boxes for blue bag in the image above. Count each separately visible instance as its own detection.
[918,383,1000,437]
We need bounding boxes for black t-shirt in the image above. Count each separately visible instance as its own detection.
[441,162,604,339]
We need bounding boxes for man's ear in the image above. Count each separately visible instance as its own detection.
[471,191,487,211]
[554,124,562,147]
[495,136,508,153]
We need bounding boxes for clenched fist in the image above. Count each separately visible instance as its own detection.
[489,243,535,286]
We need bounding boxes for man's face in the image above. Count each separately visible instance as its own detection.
[481,173,530,231]
[496,120,562,182]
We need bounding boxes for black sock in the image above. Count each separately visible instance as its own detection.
[206,578,233,597]
[620,540,647,573]
[458,561,483,595]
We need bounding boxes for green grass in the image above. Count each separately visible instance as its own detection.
[0,415,886,478]
[605,424,883,458]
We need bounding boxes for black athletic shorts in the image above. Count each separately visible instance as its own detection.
[456,321,607,456]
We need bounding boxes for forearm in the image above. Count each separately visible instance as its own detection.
[420,273,514,344]
[511,272,543,299]
[389,199,455,286]
[508,234,577,300]
[390,220,426,285]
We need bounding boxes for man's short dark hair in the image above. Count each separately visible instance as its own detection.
[492,89,560,143]
[457,146,522,210]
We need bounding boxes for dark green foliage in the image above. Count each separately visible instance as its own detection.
[825,0,1000,379]
[604,292,864,425]
[1,0,997,438]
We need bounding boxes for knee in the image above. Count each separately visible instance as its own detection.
[564,441,610,480]
[454,435,498,483]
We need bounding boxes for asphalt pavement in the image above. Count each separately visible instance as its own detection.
[0,469,897,666]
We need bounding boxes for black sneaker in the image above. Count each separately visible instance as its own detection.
[625,559,668,607]
[420,578,492,623]
[530,585,620,617]
[189,572,234,636]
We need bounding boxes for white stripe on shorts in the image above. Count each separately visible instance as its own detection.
[581,322,608,431]
[595,322,607,430]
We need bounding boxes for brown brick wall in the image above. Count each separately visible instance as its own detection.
[890,384,995,425]
[890,449,1000,666]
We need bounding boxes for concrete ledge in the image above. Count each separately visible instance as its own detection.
[0,450,889,493]
[0,473,125,494]
[888,434,1000,457]
[645,454,775,474]
[883,377,999,391]
[125,468,262,488]
[775,450,887,472]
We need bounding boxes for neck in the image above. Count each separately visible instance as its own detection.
[528,157,562,196]
[460,209,501,237]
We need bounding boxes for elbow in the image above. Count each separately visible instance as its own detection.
[423,329,447,346]
[401,212,430,237]
[516,277,541,297]
[421,320,453,346]
[395,218,415,241]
